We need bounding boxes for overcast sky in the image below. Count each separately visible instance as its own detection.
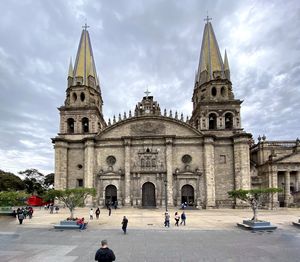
[0,0,299,175]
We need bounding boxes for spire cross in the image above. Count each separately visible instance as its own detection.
[144,88,151,98]
[204,15,212,23]
[82,22,90,31]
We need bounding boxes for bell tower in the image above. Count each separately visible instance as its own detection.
[190,17,242,133]
[58,24,106,138]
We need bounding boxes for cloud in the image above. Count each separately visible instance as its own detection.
[0,0,299,175]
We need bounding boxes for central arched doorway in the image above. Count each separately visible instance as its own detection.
[181,185,194,206]
[142,182,156,207]
[105,185,117,206]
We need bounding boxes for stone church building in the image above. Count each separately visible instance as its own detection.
[53,21,300,208]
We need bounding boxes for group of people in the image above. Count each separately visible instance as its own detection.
[164,211,186,227]
[15,207,34,224]
[44,203,59,214]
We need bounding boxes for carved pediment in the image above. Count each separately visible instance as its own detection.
[274,152,300,164]
[130,121,166,135]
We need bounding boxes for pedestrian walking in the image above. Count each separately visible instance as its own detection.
[95,239,116,262]
[17,212,24,225]
[121,216,128,234]
[108,206,111,216]
[50,204,54,214]
[90,208,94,220]
[174,211,180,226]
[95,207,100,219]
[180,211,186,226]
[164,212,170,227]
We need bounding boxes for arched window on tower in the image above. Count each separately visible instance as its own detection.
[82,117,89,133]
[225,113,233,129]
[208,113,217,130]
[67,118,75,133]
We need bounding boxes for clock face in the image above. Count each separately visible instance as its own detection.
[145,109,150,114]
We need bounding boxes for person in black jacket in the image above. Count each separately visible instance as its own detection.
[95,240,116,262]
[121,216,128,234]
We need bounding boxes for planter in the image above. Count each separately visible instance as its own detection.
[237,220,277,231]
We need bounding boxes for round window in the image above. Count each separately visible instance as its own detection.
[106,156,116,166]
[182,154,192,164]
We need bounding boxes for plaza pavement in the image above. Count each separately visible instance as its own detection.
[0,207,300,261]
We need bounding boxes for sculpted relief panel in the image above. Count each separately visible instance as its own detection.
[130,121,166,136]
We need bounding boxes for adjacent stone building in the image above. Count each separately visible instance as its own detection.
[53,20,299,208]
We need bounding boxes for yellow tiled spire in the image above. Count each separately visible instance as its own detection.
[68,58,73,78]
[196,18,225,85]
[73,24,98,87]
[224,50,230,80]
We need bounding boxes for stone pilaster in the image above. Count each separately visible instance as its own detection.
[284,171,291,207]
[233,136,251,190]
[84,139,95,206]
[203,136,215,208]
[54,141,68,190]
[268,164,279,209]
[165,137,174,206]
[124,138,131,206]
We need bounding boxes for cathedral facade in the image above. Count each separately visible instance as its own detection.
[53,20,299,208]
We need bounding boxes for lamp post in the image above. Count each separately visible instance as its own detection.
[164,178,168,212]
[281,182,285,207]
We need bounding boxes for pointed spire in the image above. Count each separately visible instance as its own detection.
[73,24,99,88]
[88,57,96,77]
[224,50,230,80]
[196,19,225,85]
[68,58,74,78]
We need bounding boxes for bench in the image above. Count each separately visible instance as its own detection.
[54,220,82,229]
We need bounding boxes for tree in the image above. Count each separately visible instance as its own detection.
[19,169,45,195]
[45,188,96,218]
[228,188,282,222]
[0,170,25,191]
[44,173,54,189]
[0,191,29,207]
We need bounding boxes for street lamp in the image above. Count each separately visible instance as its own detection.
[281,182,285,207]
[164,178,168,212]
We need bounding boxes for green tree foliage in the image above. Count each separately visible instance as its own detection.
[228,188,282,221]
[45,188,96,218]
[44,173,54,189]
[0,170,25,191]
[0,191,29,206]
[19,169,45,195]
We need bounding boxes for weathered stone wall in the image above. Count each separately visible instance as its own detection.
[214,142,235,204]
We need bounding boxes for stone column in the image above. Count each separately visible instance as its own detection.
[203,136,215,208]
[296,171,300,192]
[233,135,251,191]
[84,139,95,206]
[124,138,131,206]
[268,164,279,209]
[284,171,291,207]
[54,141,68,190]
[165,137,174,206]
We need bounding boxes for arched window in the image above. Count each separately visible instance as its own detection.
[67,118,75,133]
[211,87,217,97]
[225,113,233,129]
[80,92,85,102]
[221,86,226,97]
[208,113,217,130]
[82,117,89,133]
[72,92,77,102]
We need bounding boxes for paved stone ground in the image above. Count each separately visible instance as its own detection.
[0,207,299,261]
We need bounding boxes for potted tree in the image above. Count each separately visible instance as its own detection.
[228,188,282,231]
